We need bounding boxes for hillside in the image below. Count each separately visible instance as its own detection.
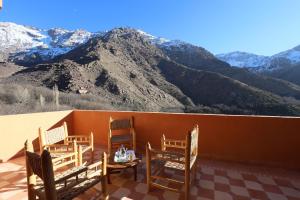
[161,43,300,100]
[262,63,300,86]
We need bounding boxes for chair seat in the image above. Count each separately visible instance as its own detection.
[164,155,197,170]
[35,176,101,200]
[58,176,101,200]
[34,165,102,200]
[164,161,185,170]
[50,151,74,159]
[111,134,132,143]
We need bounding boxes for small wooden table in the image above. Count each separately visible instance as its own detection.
[106,153,141,184]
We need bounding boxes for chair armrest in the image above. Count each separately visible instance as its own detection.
[66,135,90,145]
[163,138,186,150]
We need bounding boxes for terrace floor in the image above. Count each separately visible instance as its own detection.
[0,148,300,200]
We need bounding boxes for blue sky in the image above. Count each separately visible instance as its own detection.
[1,0,300,56]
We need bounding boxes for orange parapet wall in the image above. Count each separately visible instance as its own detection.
[0,109,300,169]
[0,110,73,161]
[72,110,300,170]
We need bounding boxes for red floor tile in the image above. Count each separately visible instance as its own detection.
[1,148,300,200]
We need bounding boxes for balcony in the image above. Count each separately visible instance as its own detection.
[0,110,300,199]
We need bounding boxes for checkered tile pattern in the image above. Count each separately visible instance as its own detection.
[1,148,300,200]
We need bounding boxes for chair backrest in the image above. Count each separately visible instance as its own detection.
[160,124,199,168]
[161,135,186,151]
[25,140,44,180]
[25,140,57,200]
[108,116,136,153]
[39,122,68,153]
[190,125,199,157]
[26,151,44,180]
[186,125,199,169]
[109,117,133,130]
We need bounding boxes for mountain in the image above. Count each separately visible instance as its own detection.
[2,27,300,116]
[216,52,269,68]
[160,41,300,101]
[2,22,300,115]
[0,22,96,65]
[217,45,300,71]
[0,22,175,66]
[217,46,300,86]
[262,63,300,86]
[0,62,24,78]
[3,28,189,112]
[273,45,300,64]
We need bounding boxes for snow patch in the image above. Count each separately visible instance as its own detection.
[0,22,94,61]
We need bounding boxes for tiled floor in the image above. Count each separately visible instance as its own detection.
[0,149,300,200]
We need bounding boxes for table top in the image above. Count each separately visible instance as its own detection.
[107,152,142,169]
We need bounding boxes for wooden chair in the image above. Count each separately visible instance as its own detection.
[108,116,136,154]
[146,125,199,200]
[25,140,108,200]
[39,122,94,167]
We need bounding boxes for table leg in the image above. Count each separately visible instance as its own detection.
[107,168,111,184]
[134,165,137,181]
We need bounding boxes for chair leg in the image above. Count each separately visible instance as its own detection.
[185,170,190,200]
[193,164,197,183]
[28,187,36,200]
[185,181,190,200]
[78,145,83,166]
[146,144,151,192]
[91,149,94,163]
[101,176,108,200]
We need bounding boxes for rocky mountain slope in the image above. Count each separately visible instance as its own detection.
[3,28,188,112]
[261,63,300,86]
[2,27,300,115]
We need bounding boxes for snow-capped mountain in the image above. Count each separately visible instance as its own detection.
[217,45,300,72]
[0,22,191,64]
[0,22,96,62]
[216,52,270,68]
[0,22,45,58]
[136,29,170,45]
[273,45,300,64]
[4,21,299,73]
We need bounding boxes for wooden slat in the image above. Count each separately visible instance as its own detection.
[151,175,184,185]
[52,153,75,162]
[151,164,164,176]
[87,170,102,179]
[53,159,75,170]
[87,161,102,170]
[151,182,180,192]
